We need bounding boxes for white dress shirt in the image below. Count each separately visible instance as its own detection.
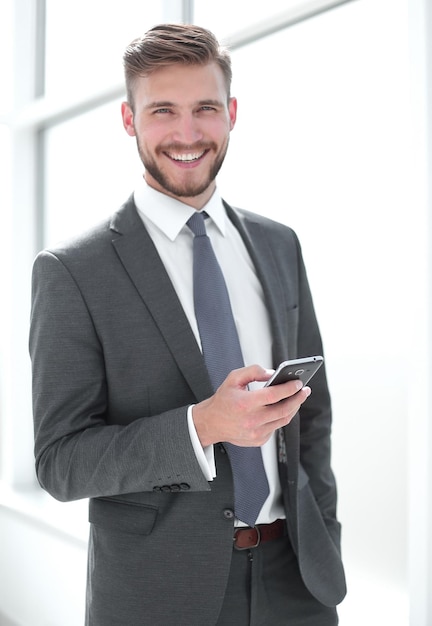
[134,178,285,525]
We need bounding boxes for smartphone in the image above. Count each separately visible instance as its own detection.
[264,356,323,388]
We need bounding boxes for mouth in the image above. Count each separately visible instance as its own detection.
[165,150,208,163]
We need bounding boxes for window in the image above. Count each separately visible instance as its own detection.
[43,99,140,246]
[194,0,340,40]
[44,1,164,99]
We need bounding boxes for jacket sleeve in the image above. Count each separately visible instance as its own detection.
[30,250,211,502]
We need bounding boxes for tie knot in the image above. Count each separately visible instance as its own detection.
[187,211,207,237]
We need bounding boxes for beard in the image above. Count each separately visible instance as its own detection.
[135,137,229,198]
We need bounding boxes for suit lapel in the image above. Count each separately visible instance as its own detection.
[110,198,213,401]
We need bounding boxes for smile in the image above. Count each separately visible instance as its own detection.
[166,150,207,162]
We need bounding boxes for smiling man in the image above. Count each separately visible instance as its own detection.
[30,24,346,626]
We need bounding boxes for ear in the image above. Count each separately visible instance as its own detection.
[228,97,237,131]
[121,101,136,137]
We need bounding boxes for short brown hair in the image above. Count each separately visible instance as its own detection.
[123,24,232,108]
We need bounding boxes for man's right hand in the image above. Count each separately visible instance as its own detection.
[192,364,311,448]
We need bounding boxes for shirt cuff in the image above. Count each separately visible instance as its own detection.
[187,405,216,481]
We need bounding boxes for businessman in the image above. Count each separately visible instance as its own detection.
[30,23,346,625]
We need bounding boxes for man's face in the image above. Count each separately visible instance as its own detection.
[122,62,237,208]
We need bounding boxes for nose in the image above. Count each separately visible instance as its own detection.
[171,112,203,145]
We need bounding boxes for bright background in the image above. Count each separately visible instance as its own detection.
[1,1,431,624]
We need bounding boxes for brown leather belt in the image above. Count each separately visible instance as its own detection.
[233,519,287,550]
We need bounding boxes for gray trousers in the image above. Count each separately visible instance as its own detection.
[216,535,339,626]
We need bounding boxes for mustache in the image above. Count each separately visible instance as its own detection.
[157,141,217,153]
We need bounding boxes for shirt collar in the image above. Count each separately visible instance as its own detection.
[133,177,227,242]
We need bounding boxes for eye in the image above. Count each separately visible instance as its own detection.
[153,108,172,114]
[199,105,216,112]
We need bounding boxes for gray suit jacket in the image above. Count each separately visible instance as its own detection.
[30,197,346,625]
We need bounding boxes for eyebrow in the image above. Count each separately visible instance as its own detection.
[197,99,225,107]
[145,101,175,110]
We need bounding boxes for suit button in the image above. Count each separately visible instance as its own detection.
[223,509,234,520]
[152,486,161,492]
[161,485,171,492]
[179,483,190,491]
[171,484,181,492]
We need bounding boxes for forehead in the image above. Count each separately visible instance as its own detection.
[132,62,228,107]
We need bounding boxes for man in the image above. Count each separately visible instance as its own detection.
[30,24,346,625]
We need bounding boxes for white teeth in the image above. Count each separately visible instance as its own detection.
[169,152,204,162]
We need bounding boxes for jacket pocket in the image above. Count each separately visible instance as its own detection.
[89,497,158,535]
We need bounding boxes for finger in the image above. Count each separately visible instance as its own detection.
[225,363,272,389]
[260,378,305,405]
[261,386,312,427]
[246,392,309,445]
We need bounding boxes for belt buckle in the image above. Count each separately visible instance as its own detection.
[233,525,261,551]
